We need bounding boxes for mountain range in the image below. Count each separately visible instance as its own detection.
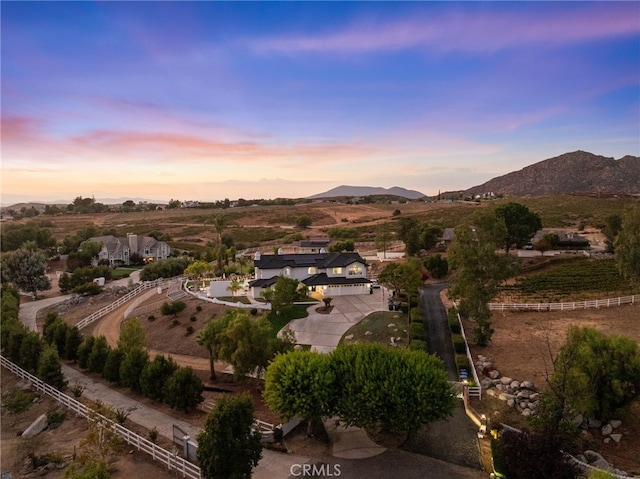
[309,151,639,199]
[307,185,426,200]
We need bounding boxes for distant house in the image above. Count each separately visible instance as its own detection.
[88,233,171,266]
[530,230,590,249]
[296,239,330,253]
[440,228,455,245]
[249,252,370,298]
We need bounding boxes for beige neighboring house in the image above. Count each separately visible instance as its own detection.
[88,233,171,266]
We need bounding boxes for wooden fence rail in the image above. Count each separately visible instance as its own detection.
[0,356,201,479]
[489,295,638,312]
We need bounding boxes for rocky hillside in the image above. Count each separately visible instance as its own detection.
[465,151,639,196]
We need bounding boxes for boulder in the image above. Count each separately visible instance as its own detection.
[22,414,48,438]
[507,399,515,408]
[481,378,493,389]
[488,370,500,379]
[498,393,516,401]
[528,393,540,402]
[522,408,532,417]
[610,419,622,429]
[364,331,372,336]
[610,433,622,443]
[584,450,605,463]
[601,424,613,436]
[516,390,530,399]
[588,418,602,429]
[500,376,513,385]
[510,381,520,390]
[387,323,396,328]
[604,437,611,444]
[520,380,535,390]
[495,383,504,391]
[344,334,354,341]
[571,414,584,426]
[485,388,498,398]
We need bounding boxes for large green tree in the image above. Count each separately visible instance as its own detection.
[117,318,146,357]
[197,313,234,381]
[218,310,293,378]
[330,343,455,434]
[2,247,51,299]
[140,354,179,402]
[603,213,622,253]
[495,202,542,253]
[553,326,640,421]
[448,210,519,345]
[196,394,262,479]
[163,366,204,413]
[263,350,335,435]
[271,276,301,313]
[614,206,640,291]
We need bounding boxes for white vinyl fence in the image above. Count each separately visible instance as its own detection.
[77,276,186,330]
[0,356,201,479]
[489,294,639,312]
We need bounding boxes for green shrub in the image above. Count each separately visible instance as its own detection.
[452,334,466,354]
[72,282,103,296]
[190,316,197,322]
[447,308,461,334]
[196,305,202,312]
[250,308,258,316]
[409,339,427,351]
[47,410,66,427]
[408,322,426,341]
[455,354,470,373]
[147,315,156,321]
[410,307,423,322]
[186,325,194,336]
[2,389,34,414]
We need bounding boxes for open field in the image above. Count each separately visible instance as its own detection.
[466,303,640,473]
[10,195,638,252]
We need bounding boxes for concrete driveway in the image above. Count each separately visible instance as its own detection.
[287,288,389,353]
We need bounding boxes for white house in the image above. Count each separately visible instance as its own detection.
[88,233,171,266]
[249,252,371,298]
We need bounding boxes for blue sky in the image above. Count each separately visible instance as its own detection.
[2,1,639,203]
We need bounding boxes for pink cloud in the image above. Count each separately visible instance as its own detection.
[250,5,639,55]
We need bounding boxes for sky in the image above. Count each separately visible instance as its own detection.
[1,1,639,205]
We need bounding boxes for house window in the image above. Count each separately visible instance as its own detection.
[332,267,343,275]
[283,267,291,277]
[348,264,363,276]
[308,267,317,275]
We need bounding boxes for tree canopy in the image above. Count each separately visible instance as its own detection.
[495,202,542,253]
[2,247,52,299]
[614,206,640,291]
[196,394,262,479]
[448,210,519,345]
[263,350,335,435]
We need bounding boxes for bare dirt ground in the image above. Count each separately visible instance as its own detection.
[1,369,175,479]
[465,304,640,473]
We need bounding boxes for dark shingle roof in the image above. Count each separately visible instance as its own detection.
[301,273,371,287]
[254,252,367,270]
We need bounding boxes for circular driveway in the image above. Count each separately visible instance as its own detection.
[287,288,389,353]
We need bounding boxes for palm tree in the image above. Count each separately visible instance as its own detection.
[227,279,243,297]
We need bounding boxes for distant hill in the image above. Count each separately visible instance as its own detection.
[464,151,640,197]
[308,185,426,200]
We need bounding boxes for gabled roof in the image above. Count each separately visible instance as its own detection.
[301,273,371,286]
[254,252,367,270]
[248,276,278,288]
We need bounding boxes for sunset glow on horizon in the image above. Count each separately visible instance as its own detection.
[2,2,639,204]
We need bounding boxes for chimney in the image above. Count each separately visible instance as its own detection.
[127,233,138,252]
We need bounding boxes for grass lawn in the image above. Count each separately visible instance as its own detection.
[111,267,142,279]
[215,296,252,304]
[339,311,409,347]
[267,304,309,339]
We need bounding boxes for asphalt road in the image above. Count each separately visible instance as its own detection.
[421,282,458,381]
[399,283,482,471]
